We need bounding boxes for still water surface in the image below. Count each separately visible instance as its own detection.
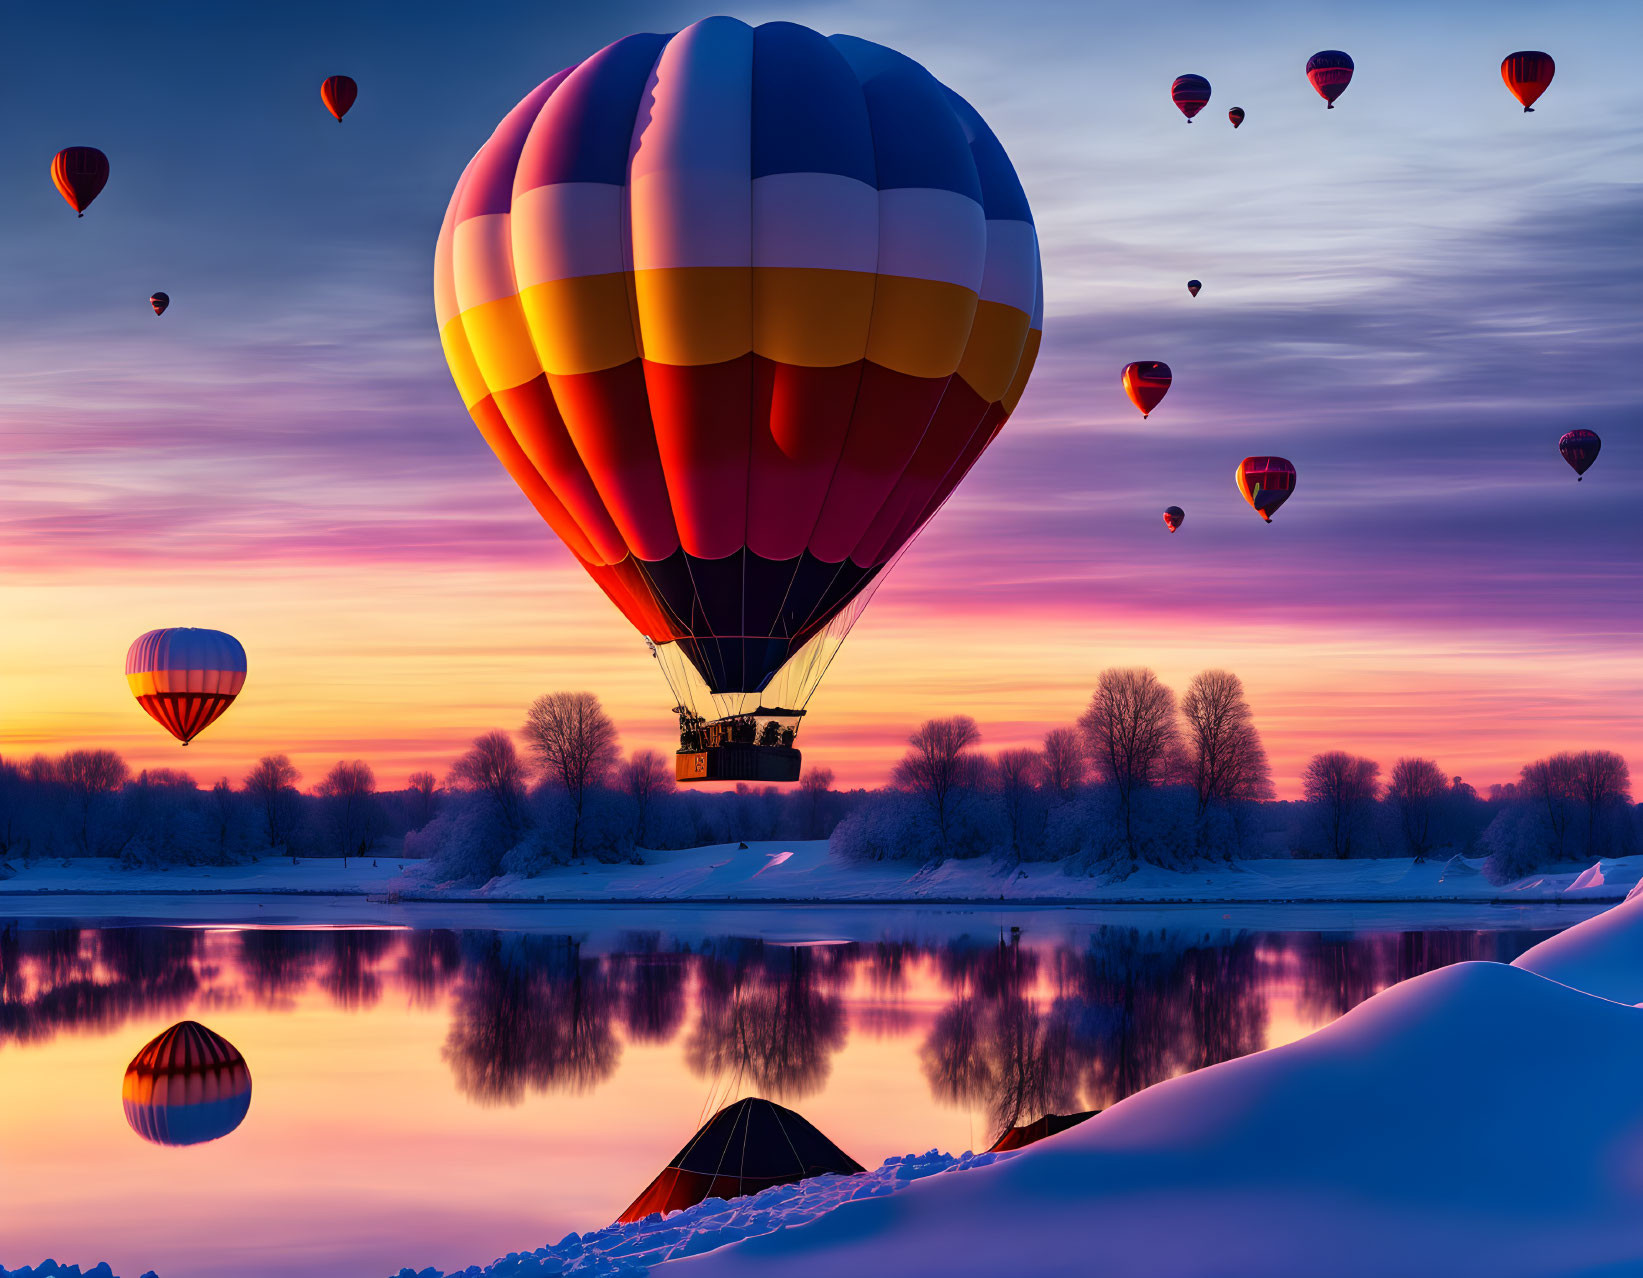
[0,906,1571,1278]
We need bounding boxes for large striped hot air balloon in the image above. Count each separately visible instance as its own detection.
[321,75,358,122]
[1502,52,1555,112]
[122,1021,252,1147]
[125,628,247,745]
[435,18,1042,783]
[1305,51,1354,108]
[1121,361,1172,418]
[51,147,109,216]
[1236,456,1297,522]
[1558,429,1600,480]
[1171,74,1211,121]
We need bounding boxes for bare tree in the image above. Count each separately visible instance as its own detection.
[619,749,673,847]
[316,760,378,866]
[1300,751,1381,859]
[1180,670,1274,818]
[59,749,130,854]
[244,755,303,860]
[1571,750,1632,858]
[1519,754,1579,858]
[797,766,836,839]
[1388,757,1446,862]
[1079,668,1181,859]
[1040,728,1085,801]
[407,771,439,830]
[993,748,1042,859]
[447,731,529,844]
[522,692,621,857]
[893,716,984,853]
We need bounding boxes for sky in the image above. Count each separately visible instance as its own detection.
[1,0,1639,796]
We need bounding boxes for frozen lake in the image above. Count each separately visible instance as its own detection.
[0,903,1596,1278]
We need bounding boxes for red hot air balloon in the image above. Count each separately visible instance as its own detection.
[1306,51,1354,108]
[1236,456,1296,522]
[123,1021,252,1147]
[321,75,358,122]
[1558,429,1600,480]
[1171,74,1211,121]
[125,627,247,745]
[150,292,169,316]
[434,20,1042,785]
[1187,280,1202,297]
[1121,362,1172,418]
[1502,52,1555,112]
[1163,506,1185,533]
[51,147,109,216]
[1228,107,1246,128]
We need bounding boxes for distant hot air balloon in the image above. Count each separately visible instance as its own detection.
[1163,506,1185,533]
[149,292,169,316]
[321,75,358,122]
[1502,51,1555,112]
[1121,362,1172,418]
[1236,456,1296,522]
[1187,280,1202,297]
[434,19,1042,785]
[51,147,109,216]
[123,1021,252,1147]
[125,627,247,746]
[1228,107,1246,128]
[1171,74,1211,121]
[1305,51,1354,108]
[1558,429,1600,480]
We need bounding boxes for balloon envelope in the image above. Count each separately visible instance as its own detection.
[321,75,358,121]
[1163,506,1185,533]
[1502,52,1554,111]
[125,627,247,745]
[150,292,169,316]
[1187,280,1201,297]
[51,147,109,216]
[1305,51,1354,107]
[1171,74,1211,120]
[123,1021,252,1147]
[434,19,1042,706]
[1559,428,1600,479]
[1236,456,1296,522]
[1228,107,1245,128]
[1121,362,1172,418]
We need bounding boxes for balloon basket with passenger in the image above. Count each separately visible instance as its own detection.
[674,708,802,783]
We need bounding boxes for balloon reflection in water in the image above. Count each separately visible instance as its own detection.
[122,1020,252,1146]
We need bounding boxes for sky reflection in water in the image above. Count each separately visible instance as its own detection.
[1,916,1556,1278]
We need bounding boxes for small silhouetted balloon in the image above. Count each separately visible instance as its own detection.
[1558,429,1600,481]
[1228,107,1245,128]
[1306,51,1354,108]
[321,75,358,122]
[51,147,109,216]
[150,292,169,316]
[1122,362,1172,418]
[1187,280,1202,297]
[1502,52,1554,112]
[1163,506,1185,533]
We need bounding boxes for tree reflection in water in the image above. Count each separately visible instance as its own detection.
[1,921,1562,1125]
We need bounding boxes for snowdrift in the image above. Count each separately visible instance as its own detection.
[1514,882,1643,1004]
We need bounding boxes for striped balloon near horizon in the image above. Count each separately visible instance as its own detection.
[122,1020,252,1146]
[434,18,1041,698]
[125,627,247,745]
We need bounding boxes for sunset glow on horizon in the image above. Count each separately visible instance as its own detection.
[2,0,1638,797]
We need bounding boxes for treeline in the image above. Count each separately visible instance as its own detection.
[0,691,856,880]
[834,667,1638,883]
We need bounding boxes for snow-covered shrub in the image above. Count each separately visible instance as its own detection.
[1479,805,1558,884]
[1040,784,1200,879]
[831,790,939,863]
[405,794,515,884]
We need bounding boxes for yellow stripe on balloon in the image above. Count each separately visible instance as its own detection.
[631,267,752,367]
[955,300,1033,405]
[457,296,545,395]
[752,268,876,367]
[438,319,490,409]
[865,275,979,380]
[518,274,640,376]
[1001,326,1042,415]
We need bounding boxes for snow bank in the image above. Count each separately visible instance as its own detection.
[5,846,1640,907]
[1514,884,1643,1004]
[0,1264,149,1278]
[656,960,1643,1277]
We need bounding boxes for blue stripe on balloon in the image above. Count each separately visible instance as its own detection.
[940,88,1032,225]
[751,22,877,185]
[521,32,670,188]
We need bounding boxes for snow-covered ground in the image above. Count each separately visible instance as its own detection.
[2,843,1635,907]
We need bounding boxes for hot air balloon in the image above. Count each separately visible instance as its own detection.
[1171,74,1211,121]
[321,75,357,122]
[125,627,247,746]
[1228,107,1246,128]
[1187,280,1202,297]
[434,19,1042,785]
[123,1021,252,1147]
[51,147,109,216]
[1559,429,1600,480]
[1163,506,1185,533]
[1502,52,1555,112]
[1236,456,1296,522]
[150,292,169,316]
[1306,51,1354,107]
[1121,362,1172,418]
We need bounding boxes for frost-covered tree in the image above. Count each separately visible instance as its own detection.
[1079,668,1181,863]
[447,731,529,846]
[1040,728,1085,802]
[992,748,1044,860]
[1180,670,1274,818]
[406,771,439,830]
[1388,757,1446,862]
[316,760,379,865]
[59,749,130,854]
[1300,751,1381,859]
[892,716,985,855]
[619,749,672,848]
[244,754,303,858]
[1571,750,1631,859]
[522,692,621,857]
[796,766,836,839]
